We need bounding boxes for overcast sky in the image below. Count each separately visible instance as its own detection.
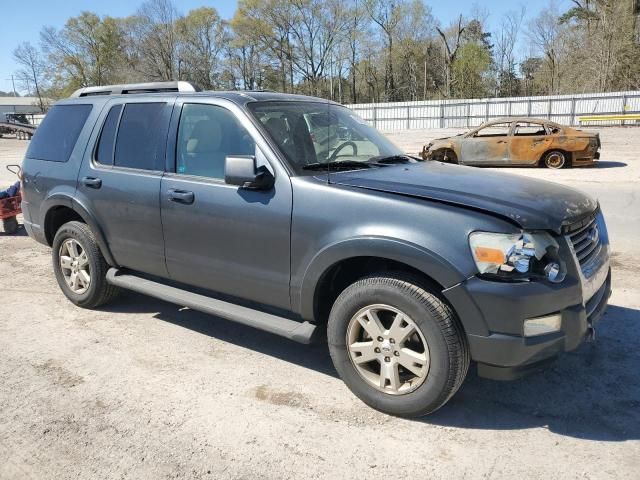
[0,0,568,95]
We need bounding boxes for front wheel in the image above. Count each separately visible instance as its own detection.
[327,275,469,417]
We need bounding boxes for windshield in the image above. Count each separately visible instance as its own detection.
[248,101,407,174]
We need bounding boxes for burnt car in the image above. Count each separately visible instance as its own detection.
[422,117,601,169]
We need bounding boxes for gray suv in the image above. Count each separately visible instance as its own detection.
[21,82,611,417]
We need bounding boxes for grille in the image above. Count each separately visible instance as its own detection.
[569,216,602,268]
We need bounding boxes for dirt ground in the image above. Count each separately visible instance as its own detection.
[1,129,639,479]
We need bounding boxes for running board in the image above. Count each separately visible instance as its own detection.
[106,269,317,344]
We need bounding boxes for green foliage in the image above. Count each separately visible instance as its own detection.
[14,0,640,102]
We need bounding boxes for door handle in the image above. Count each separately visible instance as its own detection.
[168,189,195,204]
[496,140,507,144]
[82,176,102,189]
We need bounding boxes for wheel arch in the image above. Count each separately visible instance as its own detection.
[539,148,572,167]
[42,196,117,266]
[297,237,467,325]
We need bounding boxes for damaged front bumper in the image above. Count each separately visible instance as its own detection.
[444,215,611,380]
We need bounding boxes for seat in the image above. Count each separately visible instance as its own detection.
[181,119,225,178]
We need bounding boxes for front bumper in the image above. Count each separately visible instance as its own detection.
[443,223,611,380]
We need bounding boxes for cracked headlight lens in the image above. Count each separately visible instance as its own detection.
[469,231,564,281]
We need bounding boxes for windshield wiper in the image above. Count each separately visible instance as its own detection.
[366,154,413,165]
[302,160,371,171]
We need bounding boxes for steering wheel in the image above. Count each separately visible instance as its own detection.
[328,141,358,161]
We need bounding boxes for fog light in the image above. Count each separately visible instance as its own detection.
[524,314,562,337]
[544,262,564,283]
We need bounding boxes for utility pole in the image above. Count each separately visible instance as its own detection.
[5,75,17,96]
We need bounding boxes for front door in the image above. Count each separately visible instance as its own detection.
[160,99,293,310]
[460,122,512,165]
[76,98,174,277]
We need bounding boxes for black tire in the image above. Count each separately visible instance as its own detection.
[327,274,469,417]
[52,221,120,308]
[542,150,567,169]
[2,216,19,234]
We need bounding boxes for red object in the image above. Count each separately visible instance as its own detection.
[0,192,21,220]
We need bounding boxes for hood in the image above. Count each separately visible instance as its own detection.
[330,162,597,233]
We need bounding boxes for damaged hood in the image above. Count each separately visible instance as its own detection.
[330,162,597,233]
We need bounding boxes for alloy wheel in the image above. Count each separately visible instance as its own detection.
[59,238,91,294]
[346,304,430,395]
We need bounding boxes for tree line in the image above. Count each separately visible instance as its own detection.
[11,0,640,110]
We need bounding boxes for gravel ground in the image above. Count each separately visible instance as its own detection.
[1,129,639,479]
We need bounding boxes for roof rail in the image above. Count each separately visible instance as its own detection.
[70,81,200,98]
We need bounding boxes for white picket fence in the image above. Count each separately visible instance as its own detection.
[346,91,640,131]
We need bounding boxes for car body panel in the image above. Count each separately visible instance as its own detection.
[423,117,600,167]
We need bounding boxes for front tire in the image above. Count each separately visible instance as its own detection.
[52,221,120,308]
[327,275,469,417]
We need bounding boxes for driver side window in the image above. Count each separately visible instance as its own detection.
[176,104,255,179]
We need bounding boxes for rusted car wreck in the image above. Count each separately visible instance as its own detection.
[422,117,601,169]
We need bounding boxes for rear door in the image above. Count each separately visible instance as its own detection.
[508,121,552,165]
[460,122,511,165]
[160,98,293,310]
[76,97,174,277]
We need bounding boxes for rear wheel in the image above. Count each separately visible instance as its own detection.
[327,275,469,417]
[543,150,567,169]
[52,221,120,308]
[2,216,18,234]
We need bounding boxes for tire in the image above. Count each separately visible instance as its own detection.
[52,221,120,308]
[2,216,19,234]
[433,149,458,164]
[327,274,469,417]
[542,150,567,169]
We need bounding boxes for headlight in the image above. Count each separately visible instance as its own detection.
[469,231,565,282]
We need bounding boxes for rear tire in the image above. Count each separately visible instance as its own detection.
[327,274,469,417]
[2,216,18,234]
[52,221,120,308]
[542,150,567,169]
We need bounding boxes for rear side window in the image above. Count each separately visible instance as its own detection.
[26,104,92,162]
[95,104,123,165]
[114,103,167,170]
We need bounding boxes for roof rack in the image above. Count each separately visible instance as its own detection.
[70,81,200,98]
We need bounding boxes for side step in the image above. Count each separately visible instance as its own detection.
[106,269,317,344]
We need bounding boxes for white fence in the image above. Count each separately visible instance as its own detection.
[346,91,640,131]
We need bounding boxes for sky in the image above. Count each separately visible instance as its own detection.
[0,0,568,95]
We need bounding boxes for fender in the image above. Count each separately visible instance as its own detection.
[296,236,466,322]
[41,192,117,267]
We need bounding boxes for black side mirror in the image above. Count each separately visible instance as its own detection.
[224,155,274,190]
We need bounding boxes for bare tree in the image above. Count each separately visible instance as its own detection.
[365,0,404,101]
[436,15,465,98]
[13,42,46,111]
[133,0,180,80]
[495,6,526,96]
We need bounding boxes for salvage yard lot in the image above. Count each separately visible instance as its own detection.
[1,128,639,479]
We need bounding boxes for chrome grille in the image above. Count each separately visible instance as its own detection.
[569,216,602,268]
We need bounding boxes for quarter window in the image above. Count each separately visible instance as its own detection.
[114,103,167,170]
[176,104,255,179]
[26,104,92,162]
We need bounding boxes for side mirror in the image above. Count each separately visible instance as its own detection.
[224,155,274,190]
